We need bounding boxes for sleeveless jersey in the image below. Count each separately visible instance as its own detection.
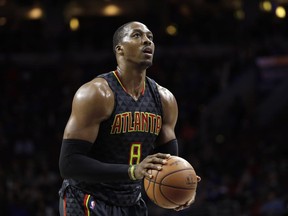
[66,71,163,206]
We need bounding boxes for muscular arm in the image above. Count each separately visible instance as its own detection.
[153,85,179,155]
[59,78,130,182]
[154,85,201,211]
[63,79,111,142]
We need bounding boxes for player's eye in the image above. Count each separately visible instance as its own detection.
[133,33,141,38]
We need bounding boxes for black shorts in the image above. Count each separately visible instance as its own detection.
[59,186,148,216]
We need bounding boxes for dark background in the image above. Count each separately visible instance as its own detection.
[0,0,288,215]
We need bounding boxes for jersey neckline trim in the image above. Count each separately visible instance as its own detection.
[113,70,145,100]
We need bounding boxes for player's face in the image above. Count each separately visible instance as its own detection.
[120,22,155,68]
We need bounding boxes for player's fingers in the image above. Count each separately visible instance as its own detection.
[143,156,168,165]
[174,206,184,211]
[174,192,196,211]
[135,165,153,179]
[143,163,163,171]
[143,170,153,179]
[155,153,171,159]
[136,163,162,179]
[150,157,168,165]
[187,195,195,205]
[146,153,170,159]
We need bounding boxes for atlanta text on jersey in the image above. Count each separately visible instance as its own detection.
[110,111,162,135]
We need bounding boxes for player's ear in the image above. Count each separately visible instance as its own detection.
[115,45,124,55]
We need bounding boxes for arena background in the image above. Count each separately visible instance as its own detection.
[0,0,288,215]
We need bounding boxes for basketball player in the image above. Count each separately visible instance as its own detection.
[58,21,200,216]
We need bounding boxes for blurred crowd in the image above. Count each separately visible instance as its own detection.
[1,1,288,215]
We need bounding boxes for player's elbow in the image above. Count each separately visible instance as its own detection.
[58,139,93,179]
[59,155,72,179]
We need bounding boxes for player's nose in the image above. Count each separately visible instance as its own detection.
[143,35,152,46]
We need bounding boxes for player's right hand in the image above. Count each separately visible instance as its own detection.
[174,175,201,211]
[134,153,171,180]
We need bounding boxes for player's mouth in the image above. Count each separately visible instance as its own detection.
[142,47,153,55]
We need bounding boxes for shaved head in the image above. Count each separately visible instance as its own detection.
[113,21,146,54]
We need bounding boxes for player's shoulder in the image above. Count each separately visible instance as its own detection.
[74,76,113,104]
[156,83,176,104]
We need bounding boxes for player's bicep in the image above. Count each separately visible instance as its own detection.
[63,113,100,142]
[156,86,178,144]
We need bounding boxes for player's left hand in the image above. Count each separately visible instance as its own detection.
[174,175,201,211]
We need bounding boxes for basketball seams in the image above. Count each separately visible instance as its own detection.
[145,168,196,190]
[159,186,181,207]
[152,167,161,205]
[152,181,197,190]
[160,168,196,187]
[161,167,194,177]
[158,167,196,207]
[159,186,196,207]
[146,168,194,183]
[143,156,197,209]
[144,177,151,193]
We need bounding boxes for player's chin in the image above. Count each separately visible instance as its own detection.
[140,59,153,68]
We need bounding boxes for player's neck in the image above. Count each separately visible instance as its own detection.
[116,66,146,100]
[117,64,146,76]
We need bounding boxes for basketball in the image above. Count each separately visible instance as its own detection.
[143,155,198,209]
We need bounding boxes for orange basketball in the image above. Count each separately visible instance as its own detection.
[143,156,198,209]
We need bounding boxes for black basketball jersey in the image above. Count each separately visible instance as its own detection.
[68,71,163,206]
[92,71,163,164]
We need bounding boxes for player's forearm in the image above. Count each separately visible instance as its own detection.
[153,139,178,156]
[59,139,130,182]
